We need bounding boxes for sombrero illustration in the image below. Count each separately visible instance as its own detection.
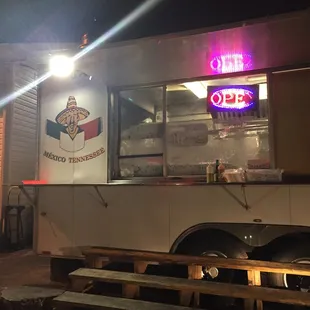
[45,95,103,152]
[55,96,90,125]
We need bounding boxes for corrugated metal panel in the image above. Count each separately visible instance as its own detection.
[2,64,38,243]
[7,65,38,186]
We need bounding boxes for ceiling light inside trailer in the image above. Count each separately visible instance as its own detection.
[259,83,267,100]
[183,82,208,99]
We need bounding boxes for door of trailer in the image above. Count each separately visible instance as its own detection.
[270,67,310,227]
[269,67,310,173]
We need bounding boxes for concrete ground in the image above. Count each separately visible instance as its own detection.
[0,249,63,289]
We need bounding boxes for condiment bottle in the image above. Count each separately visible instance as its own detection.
[206,164,213,183]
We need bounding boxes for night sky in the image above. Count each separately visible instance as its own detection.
[0,0,309,44]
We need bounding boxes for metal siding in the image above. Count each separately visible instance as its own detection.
[0,64,13,233]
[270,68,310,173]
[9,65,38,185]
[79,11,310,87]
[3,64,38,244]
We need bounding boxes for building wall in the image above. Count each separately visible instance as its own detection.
[0,63,11,248]
[2,63,38,246]
[0,64,11,187]
[0,110,6,209]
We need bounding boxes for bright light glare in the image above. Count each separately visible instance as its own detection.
[259,83,267,100]
[49,55,74,77]
[0,0,162,108]
[0,72,51,107]
[73,0,163,61]
[183,82,208,99]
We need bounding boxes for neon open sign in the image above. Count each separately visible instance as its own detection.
[210,53,252,74]
[207,85,259,112]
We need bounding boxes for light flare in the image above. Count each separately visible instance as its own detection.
[0,72,52,107]
[73,0,162,61]
[0,0,162,108]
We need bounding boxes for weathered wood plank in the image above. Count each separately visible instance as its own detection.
[70,268,310,306]
[179,265,202,307]
[246,270,263,310]
[83,246,310,276]
[122,261,149,299]
[86,254,109,269]
[54,291,197,310]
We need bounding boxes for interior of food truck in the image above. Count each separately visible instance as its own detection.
[114,74,269,179]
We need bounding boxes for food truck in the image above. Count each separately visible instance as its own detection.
[4,9,310,296]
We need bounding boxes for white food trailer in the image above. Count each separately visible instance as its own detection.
[4,9,310,298]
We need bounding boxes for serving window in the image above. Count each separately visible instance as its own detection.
[111,74,270,179]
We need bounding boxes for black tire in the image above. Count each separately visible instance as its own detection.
[269,242,310,290]
[176,230,248,309]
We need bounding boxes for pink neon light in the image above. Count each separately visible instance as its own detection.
[210,53,252,74]
[210,88,254,110]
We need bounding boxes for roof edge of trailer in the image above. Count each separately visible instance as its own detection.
[97,8,310,50]
[0,42,77,63]
[1,8,309,65]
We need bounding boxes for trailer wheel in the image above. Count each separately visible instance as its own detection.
[269,244,310,291]
[176,230,248,308]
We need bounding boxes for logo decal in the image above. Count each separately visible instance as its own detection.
[43,96,105,163]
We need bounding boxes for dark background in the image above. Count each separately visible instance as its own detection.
[0,0,309,44]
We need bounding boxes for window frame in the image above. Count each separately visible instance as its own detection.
[109,85,167,180]
[108,71,271,182]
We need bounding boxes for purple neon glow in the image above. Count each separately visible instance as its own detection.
[208,86,257,111]
[210,53,252,74]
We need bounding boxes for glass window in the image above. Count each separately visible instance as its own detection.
[117,87,164,178]
[166,75,269,176]
[113,74,270,179]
